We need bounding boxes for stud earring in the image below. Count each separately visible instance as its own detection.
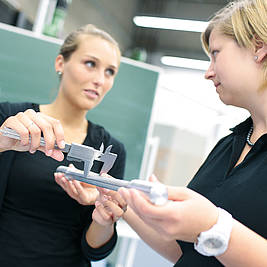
[57,71,63,79]
[254,55,258,61]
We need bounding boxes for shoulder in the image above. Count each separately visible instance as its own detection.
[0,102,39,118]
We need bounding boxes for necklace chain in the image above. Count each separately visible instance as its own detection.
[246,126,254,146]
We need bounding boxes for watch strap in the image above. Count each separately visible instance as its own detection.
[194,208,233,256]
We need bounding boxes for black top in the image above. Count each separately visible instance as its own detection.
[175,117,267,266]
[0,102,126,267]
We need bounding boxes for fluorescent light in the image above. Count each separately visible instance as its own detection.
[161,56,210,70]
[133,16,208,33]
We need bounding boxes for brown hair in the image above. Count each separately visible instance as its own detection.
[59,24,121,62]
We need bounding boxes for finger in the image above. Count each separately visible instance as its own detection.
[119,188,142,216]
[15,111,40,150]
[25,110,65,155]
[54,173,68,191]
[67,180,79,196]
[54,171,66,184]
[29,113,65,159]
[101,199,125,218]
[57,177,79,200]
[97,187,111,195]
[0,116,30,149]
[92,202,107,224]
[26,111,56,153]
[2,115,29,144]
[38,146,64,161]
[49,148,64,161]
[94,201,113,222]
[149,174,159,183]
[54,172,61,186]
[73,179,98,201]
[38,113,65,150]
[21,109,45,152]
[118,188,133,205]
[128,189,167,219]
[103,190,127,211]
[54,175,82,203]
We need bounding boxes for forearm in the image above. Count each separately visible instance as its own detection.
[123,208,182,263]
[218,220,267,266]
[86,220,115,248]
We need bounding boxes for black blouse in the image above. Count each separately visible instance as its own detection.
[175,117,267,266]
[0,102,126,267]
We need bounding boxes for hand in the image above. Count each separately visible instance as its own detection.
[54,166,99,205]
[119,174,218,243]
[0,109,65,161]
[92,187,127,226]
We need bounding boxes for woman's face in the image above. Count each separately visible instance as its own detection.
[204,28,261,108]
[56,35,120,111]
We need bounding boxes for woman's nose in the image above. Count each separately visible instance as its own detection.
[93,70,105,87]
[204,62,215,80]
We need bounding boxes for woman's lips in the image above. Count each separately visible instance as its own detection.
[214,83,221,93]
[83,89,99,99]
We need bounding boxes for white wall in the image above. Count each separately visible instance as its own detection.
[150,67,249,186]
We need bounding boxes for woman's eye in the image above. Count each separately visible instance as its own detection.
[85,60,95,67]
[105,68,115,76]
[211,50,219,58]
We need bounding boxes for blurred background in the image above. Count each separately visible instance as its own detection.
[0,1,249,266]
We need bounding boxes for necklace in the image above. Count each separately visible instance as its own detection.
[246,126,254,146]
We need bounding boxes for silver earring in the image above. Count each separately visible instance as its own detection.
[57,71,62,78]
[254,55,258,61]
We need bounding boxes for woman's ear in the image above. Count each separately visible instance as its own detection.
[253,36,267,63]
[55,54,64,73]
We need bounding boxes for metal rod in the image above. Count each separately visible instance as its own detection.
[32,0,50,35]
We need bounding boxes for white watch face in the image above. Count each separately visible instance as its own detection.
[204,237,224,249]
[195,208,233,256]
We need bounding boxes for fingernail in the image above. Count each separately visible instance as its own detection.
[45,149,52,156]
[59,140,65,149]
[103,195,109,201]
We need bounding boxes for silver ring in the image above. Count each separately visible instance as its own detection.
[27,121,34,128]
[122,205,127,213]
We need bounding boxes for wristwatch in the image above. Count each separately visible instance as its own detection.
[194,208,233,257]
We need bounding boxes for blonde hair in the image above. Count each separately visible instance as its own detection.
[59,24,121,62]
[201,0,267,89]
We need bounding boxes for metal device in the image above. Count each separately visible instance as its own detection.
[0,127,168,205]
[57,165,168,205]
[0,127,116,175]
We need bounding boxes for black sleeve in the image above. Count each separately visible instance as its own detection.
[0,102,38,125]
[81,224,118,262]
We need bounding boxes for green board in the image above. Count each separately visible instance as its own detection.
[0,23,160,180]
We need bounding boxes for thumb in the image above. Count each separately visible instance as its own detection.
[149,174,159,183]
[167,186,192,201]
[68,163,75,169]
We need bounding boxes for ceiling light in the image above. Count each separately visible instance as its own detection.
[133,16,208,33]
[161,56,210,70]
